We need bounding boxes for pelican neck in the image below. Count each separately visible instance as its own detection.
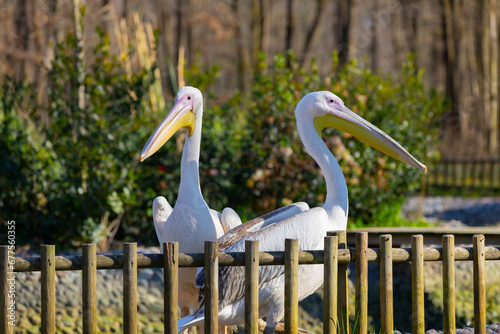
[177,111,206,206]
[296,115,348,227]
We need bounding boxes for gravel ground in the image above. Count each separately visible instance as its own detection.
[402,196,500,227]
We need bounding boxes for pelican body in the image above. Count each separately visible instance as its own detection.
[179,91,427,334]
[141,87,241,316]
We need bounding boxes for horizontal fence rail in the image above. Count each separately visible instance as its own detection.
[347,227,500,247]
[2,232,500,334]
[428,158,500,188]
[12,245,500,272]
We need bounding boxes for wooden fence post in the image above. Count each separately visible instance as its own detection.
[205,241,219,334]
[442,235,456,334]
[411,235,425,334]
[0,246,14,334]
[82,244,97,334]
[285,238,299,334]
[355,232,368,334]
[328,231,348,332]
[41,245,56,334]
[323,235,338,334]
[123,243,137,334]
[164,242,179,334]
[379,234,393,334]
[473,235,486,334]
[245,240,259,334]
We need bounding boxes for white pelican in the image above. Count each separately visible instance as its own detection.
[141,86,244,317]
[178,91,427,334]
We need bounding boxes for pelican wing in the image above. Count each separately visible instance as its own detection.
[195,202,310,302]
[195,207,328,311]
[217,202,310,252]
[152,196,173,244]
[220,207,243,232]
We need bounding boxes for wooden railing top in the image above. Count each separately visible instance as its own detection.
[12,245,500,272]
[347,227,500,247]
[348,227,500,234]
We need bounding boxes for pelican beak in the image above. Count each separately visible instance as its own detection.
[313,104,427,173]
[140,98,196,162]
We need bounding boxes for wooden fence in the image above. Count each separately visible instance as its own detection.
[1,232,500,334]
[427,158,500,188]
[346,227,500,247]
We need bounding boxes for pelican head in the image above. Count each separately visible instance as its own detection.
[296,91,427,172]
[140,86,203,162]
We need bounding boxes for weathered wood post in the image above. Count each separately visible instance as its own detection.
[205,241,219,334]
[442,235,456,334]
[328,231,348,332]
[355,232,368,334]
[245,240,259,334]
[41,244,56,334]
[82,244,97,333]
[473,235,486,334]
[285,238,299,334]
[379,234,393,334]
[164,242,179,334]
[411,235,425,334]
[123,243,138,334]
[323,235,338,334]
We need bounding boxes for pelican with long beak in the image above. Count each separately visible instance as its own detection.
[179,91,427,334]
[141,86,244,318]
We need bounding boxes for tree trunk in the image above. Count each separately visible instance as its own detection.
[260,0,270,64]
[489,0,499,155]
[463,1,480,155]
[441,0,461,157]
[186,0,192,66]
[100,0,109,34]
[232,0,250,93]
[123,0,128,20]
[31,0,42,85]
[372,0,379,71]
[251,0,261,72]
[285,0,297,59]
[453,0,469,155]
[249,0,270,73]
[175,0,184,68]
[300,0,326,68]
[73,0,85,112]
[14,0,29,81]
[155,0,171,95]
[392,1,405,70]
[402,1,418,56]
[336,0,356,68]
[481,0,492,156]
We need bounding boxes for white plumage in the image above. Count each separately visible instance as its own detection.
[179,91,427,334]
[142,87,243,318]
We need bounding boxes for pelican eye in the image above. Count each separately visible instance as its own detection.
[329,98,334,103]
[187,96,192,100]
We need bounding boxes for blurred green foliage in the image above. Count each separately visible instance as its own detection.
[1,29,169,248]
[0,28,447,249]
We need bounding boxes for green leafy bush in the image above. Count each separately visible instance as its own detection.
[1,28,166,248]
